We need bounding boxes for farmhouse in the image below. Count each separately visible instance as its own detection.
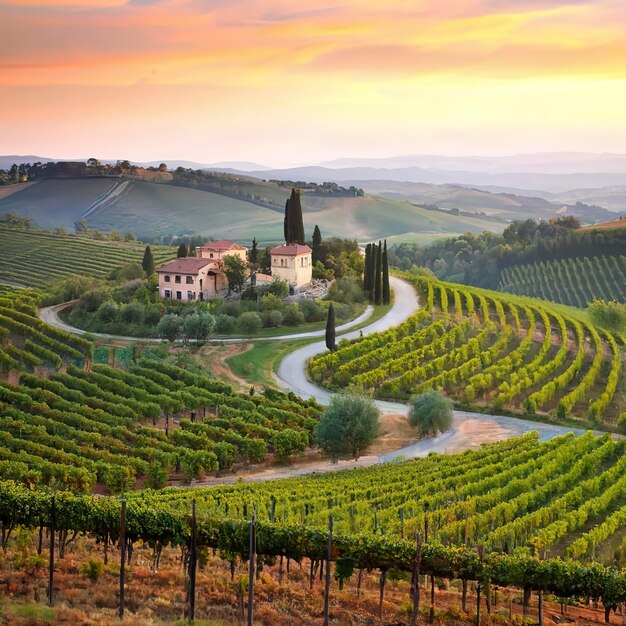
[196,240,248,262]
[270,244,313,288]
[156,258,228,301]
[156,239,250,301]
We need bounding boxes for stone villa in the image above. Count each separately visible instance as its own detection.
[270,244,313,288]
[156,239,313,301]
[156,240,248,301]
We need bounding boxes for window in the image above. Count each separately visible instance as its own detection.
[164,289,171,299]
[176,291,182,300]
[164,275,171,283]
[281,258,285,266]
[186,276,194,284]
[210,253,214,258]
[175,275,181,284]
[187,291,195,300]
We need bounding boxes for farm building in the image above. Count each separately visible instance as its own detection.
[156,239,249,302]
[156,258,228,301]
[270,244,313,288]
[196,240,248,262]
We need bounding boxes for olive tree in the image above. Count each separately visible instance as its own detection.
[408,391,453,437]
[314,389,380,462]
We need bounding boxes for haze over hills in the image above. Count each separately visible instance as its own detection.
[1,153,624,244]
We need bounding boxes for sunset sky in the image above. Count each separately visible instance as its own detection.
[1,0,626,166]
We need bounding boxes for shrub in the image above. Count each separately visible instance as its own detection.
[262,309,283,328]
[80,558,104,581]
[238,311,262,335]
[282,303,305,326]
[215,314,237,334]
[408,391,453,437]
[315,389,380,461]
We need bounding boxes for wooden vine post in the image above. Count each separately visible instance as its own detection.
[119,500,126,620]
[247,514,256,626]
[323,515,333,626]
[188,499,197,621]
[410,533,422,626]
[47,496,55,607]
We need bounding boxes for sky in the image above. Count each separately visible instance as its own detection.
[1,0,626,167]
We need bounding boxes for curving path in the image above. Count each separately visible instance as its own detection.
[276,276,592,463]
[39,301,375,344]
[40,276,595,480]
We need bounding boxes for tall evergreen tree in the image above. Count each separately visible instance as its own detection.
[312,225,322,264]
[141,245,155,277]
[325,303,336,352]
[283,198,289,243]
[374,240,382,305]
[382,239,390,305]
[363,243,371,291]
[284,188,305,244]
[368,243,377,302]
[250,237,258,264]
[177,242,188,258]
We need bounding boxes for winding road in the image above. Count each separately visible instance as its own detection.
[40,276,592,479]
[275,275,590,463]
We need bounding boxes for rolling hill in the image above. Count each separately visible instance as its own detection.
[0,176,505,244]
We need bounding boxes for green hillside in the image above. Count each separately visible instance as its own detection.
[0,225,175,289]
[0,178,115,228]
[0,176,505,243]
[498,255,626,307]
[310,273,625,427]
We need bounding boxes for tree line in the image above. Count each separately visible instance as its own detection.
[389,217,626,290]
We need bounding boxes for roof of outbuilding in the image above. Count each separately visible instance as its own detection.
[156,258,215,274]
[196,239,247,252]
[270,244,312,256]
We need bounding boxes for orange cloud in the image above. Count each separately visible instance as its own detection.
[1,0,625,161]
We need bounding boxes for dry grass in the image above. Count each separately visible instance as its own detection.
[0,532,620,625]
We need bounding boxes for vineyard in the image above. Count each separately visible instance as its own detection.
[309,274,626,429]
[3,432,626,621]
[0,289,321,491]
[0,225,175,288]
[498,255,626,307]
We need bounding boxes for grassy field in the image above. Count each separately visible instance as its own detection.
[1,177,505,244]
[86,180,286,242]
[0,179,115,228]
[0,225,175,289]
[226,338,314,387]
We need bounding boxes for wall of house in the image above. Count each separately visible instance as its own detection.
[271,253,312,287]
[158,269,228,301]
[197,248,247,263]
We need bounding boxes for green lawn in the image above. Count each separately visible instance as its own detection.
[225,338,315,387]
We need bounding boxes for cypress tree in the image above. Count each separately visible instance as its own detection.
[382,239,390,305]
[368,243,377,302]
[363,243,371,291]
[312,225,322,264]
[284,188,305,244]
[177,242,188,258]
[374,240,382,305]
[141,245,155,277]
[325,303,336,352]
[250,237,258,264]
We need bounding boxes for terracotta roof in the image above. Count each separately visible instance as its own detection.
[197,239,247,252]
[156,258,214,274]
[270,244,312,256]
